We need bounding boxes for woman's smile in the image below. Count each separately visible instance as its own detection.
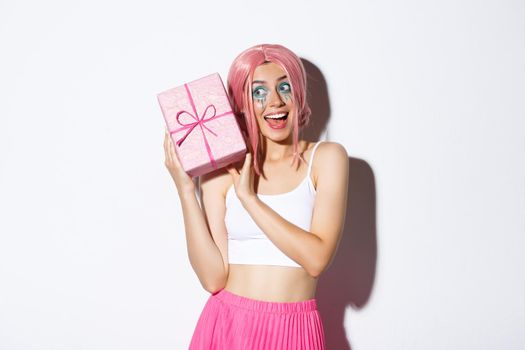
[264,111,289,129]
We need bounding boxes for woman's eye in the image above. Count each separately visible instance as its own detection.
[252,87,267,99]
[279,82,291,93]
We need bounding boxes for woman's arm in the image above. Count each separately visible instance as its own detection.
[228,142,349,278]
[198,170,230,291]
[164,130,228,293]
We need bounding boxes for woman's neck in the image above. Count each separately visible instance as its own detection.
[261,137,296,162]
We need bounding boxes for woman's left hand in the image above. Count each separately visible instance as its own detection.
[226,153,257,205]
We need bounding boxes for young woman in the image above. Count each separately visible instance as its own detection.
[163,43,349,349]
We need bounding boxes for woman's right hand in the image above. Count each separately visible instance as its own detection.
[163,128,195,195]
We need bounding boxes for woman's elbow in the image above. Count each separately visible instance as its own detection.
[306,259,329,279]
[204,283,224,294]
[203,274,227,294]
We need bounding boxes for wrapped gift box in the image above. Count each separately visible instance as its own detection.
[158,73,246,177]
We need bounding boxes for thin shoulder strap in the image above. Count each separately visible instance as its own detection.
[307,141,323,178]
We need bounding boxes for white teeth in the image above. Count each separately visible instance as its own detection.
[264,113,287,119]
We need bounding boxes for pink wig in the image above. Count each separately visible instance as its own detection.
[227,44,311,175]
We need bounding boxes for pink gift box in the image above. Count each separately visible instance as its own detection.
[158,73,246,177]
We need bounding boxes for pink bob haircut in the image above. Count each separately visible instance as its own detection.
[227,43,311,175]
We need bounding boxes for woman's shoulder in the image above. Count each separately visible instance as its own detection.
[308,141,349,179]
[308,140,348,163]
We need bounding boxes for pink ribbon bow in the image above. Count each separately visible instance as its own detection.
[169,83,234,170]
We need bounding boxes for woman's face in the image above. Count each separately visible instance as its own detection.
[251,62,295,142]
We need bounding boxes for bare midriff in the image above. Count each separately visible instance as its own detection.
[224,264,318,302]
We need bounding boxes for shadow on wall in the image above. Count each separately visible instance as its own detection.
[301,58,378,350]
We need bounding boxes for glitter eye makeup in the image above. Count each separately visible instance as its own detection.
[278,82,292,102]
[252,86,268,108]
[278,82,291,94]
[252,86,268,100]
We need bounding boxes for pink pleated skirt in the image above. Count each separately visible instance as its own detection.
[189,288,326,349]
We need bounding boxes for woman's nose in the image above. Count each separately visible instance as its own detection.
[268,90,286,107]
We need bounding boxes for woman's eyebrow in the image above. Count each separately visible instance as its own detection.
[252,75,288,85]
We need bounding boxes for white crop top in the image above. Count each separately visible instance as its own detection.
[225,141,323,268]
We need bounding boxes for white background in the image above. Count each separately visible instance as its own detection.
[1,0,524,349]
